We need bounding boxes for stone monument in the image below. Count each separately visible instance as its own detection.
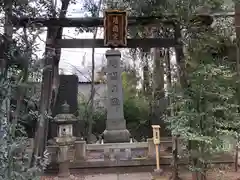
[103,49,130,143]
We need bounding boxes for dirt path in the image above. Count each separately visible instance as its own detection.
[41,172,152,180]
[41,165,240,180]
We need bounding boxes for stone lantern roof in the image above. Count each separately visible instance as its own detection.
[54,101,77,124]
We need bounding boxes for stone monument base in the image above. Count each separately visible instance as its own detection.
[103,129,130,143]
[53,175,77,180]
[58,162,70,177]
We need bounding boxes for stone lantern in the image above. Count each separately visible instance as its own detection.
[54,101,77,179]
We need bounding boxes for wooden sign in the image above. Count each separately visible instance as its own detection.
[104,10,127,47]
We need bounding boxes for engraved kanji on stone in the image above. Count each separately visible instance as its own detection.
[111,98,120,106]
[109,59,117,68]
[109,72,118,80]
[111,85,118,92]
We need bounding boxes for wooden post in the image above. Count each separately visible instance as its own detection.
[155,143,160,170]
[235,139,239,172]
[152,125,161,172]
[151,125,165,180]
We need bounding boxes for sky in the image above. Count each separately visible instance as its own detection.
[4,0,234,82]
[36,0,109,82]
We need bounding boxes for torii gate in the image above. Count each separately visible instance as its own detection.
[12,9,227,159]
[12,13,183,153]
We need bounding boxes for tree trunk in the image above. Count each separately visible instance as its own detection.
[30,26,56,166]
[51,0,71,109]
[44,0,71,149]
[235,139,239,172]
[3,1,15,178]
[1,0,13,75]
[151,46,164,125]
[174,25,188,89]
[166,48,172,104]
[174,24,195,178]
[2,0,13,135]
[235,3,240,172]
[141,50,152,137]
[166,48,180,180]
[12,27,30,138]
[30,0,71,166]
[151,28,165,134]
[87,0,103,143]
[142,51,150,97]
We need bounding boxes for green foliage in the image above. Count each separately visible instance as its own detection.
[77,95,106,137]
[78,96,151,140]
[122,69,139,96]
[165,24,240,173]
[122,69,150,139]
[166,64,238,138]
[0,77,49,180]
[124,95,150,140]
[0,130,48,180]
[0,0,56,179]
[91,109,106,135]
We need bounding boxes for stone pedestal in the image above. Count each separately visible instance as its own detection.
[75,141,86,160]
[103,49,130,143]
[58,160,70,177]
[103,129,130,143]
[53,175,77,180]
[147,138,155,158]
[56,142,75,178]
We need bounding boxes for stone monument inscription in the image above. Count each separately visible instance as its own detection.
[109,72,118,80]
[109,59,118,68]
[111,85,118,92]
[110,98,120,106]
[106,52,124,120]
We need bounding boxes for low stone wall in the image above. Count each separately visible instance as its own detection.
[45,138,172,167]
[24,137,234,170]
[43,137,234,170]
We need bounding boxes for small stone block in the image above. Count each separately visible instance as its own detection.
[53,175,78,180]
[151,177,168,180]
[151,169,165,180]
[153,169,163,175]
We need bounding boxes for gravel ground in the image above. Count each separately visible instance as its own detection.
[41,172,152,180]
[41,165,240,180]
